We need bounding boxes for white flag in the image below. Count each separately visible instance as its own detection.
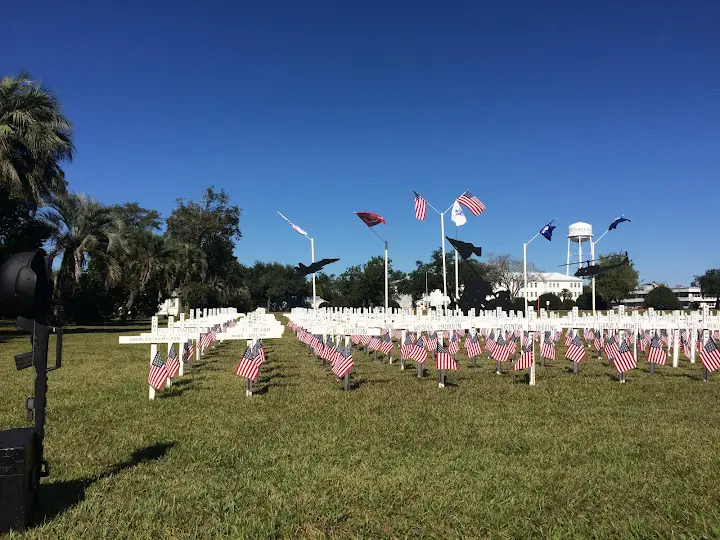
[451,201,466,227]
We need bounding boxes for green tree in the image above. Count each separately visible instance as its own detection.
[0,72,74,206]
[693,269,720,309]
[643,286,682,310]
[538,293,562,310]
[0,187,54,263]
[559,288,571,301]
[594,252,639,305]
[575,290,609,310]
[39,193,127,321]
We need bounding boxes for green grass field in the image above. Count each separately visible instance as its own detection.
[2,317,720,539]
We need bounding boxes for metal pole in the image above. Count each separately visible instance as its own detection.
[591,240,596,315]
[523,242,528,313]
[311,237,316,313]
[384,240,389,313]
[441,212,448,312]
[454,243,459,303]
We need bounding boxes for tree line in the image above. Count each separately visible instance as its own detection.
[3,71,719,321]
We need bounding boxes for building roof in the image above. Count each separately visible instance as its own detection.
[530,272,583,283]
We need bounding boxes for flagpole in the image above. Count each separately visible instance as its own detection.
[311,237,317,314]
[454,224,459,305]
[523,232,540,314]
[441,212,448,312]
[384,240,389,313]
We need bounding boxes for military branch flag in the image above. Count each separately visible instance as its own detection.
[148,351,169,391]
[412,191,427,220]
[699,336,720,372]
[165,345,180,378]
[540,219,556,241]
[355,212,386,227]
[457,190,486,216]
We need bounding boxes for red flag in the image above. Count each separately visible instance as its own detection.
[355,212,386,227]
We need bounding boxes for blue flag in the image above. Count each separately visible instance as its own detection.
[608,216,631,230]
[540,219,556,241]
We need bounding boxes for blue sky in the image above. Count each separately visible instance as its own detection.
[4,1,719,286]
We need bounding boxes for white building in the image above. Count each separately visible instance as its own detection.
[157,296,181,318]
[516,272,584,302]
[621,283,717,309]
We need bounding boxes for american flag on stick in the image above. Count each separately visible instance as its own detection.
[448,332,459,356]
[332,345,354,378]
[540,331,556,360]
[515,339,534,370]
[401,333,414,360]
[465,333,482,358]
[699,336,720,372]
[148,351,169,391]
[236,346,260,381]
[412,191,427,221]
[614,339,637,373]
[457,190,486,216]
[410,336,428,364]
[565,335,585,363]
[436,343,458,370]
[647,333,667,365]
[491,333,510,362]
[378,333,394,355]
[166,345,180,378]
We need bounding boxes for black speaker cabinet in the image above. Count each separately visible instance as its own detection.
[0,428,39,533]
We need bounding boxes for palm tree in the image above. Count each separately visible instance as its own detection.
[0,72,74,206]
[40,193,127,289]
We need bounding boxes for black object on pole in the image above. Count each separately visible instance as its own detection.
[0,250,62,533]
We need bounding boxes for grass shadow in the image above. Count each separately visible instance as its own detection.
[36,441,176,525]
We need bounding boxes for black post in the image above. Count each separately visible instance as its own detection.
[417,361,423,378]
[649,362,655,374]
[344,372,350,390]
[572,360,578,374]
[495,360,502,374]
[704,367,709,382]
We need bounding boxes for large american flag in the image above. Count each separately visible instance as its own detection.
[166,345,180,378]
[236,346,260,381]
[413,191,427,220]
[614,339,637,373]
[647,333,667,365]
[565,335,585,363]
[540,331,556,360]
[457,190,486,216]
[148,351,169,390]
[332,345,354,378]
[515,339,534,370]
[465,333,482,358]
[436,343,458,370]
[699,337,720,372]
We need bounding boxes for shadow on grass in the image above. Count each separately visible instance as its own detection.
[36,441,176,525]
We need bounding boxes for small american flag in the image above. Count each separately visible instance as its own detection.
[605,334,619,361]
[486,331,496,353]
[699,337,720,372]
[413,191,427,220]
[540,331,556,360]
[368,336,381,351]
[465,333,482,358]
[515,339,534,370]
[236,346,260,381]
[410,336,428,363]
[491,333,510,362]
[166,345,180,378]
[332,345,354,378]
[647,333,667,365]
[183,341,194,363]
[457,190,486,216]
[593,332,603,352]
[436,343,458,370]
[448,332,459,356]
[148,351,169,390]
[378,333,394,355]
[638,332,649,353]
[401,333,414,360]
[565,335,585,363]
[614,339,637,373]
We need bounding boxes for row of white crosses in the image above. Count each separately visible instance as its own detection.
[288,304,720,385]
[119,307,241,400]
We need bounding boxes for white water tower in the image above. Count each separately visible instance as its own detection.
[566,222,593,276]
